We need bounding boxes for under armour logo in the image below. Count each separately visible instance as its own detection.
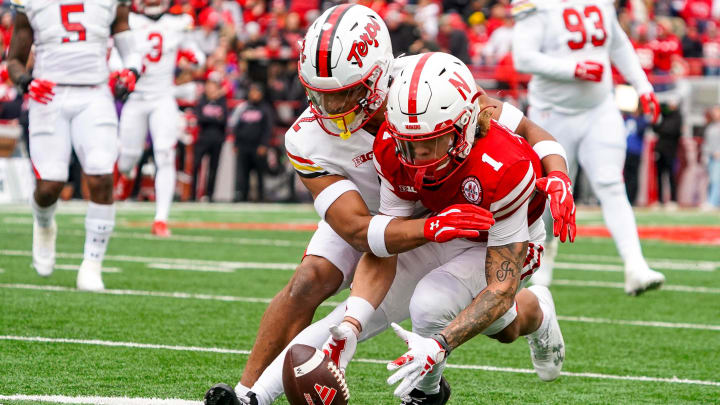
[429,220,440,231]
[314,384,337,405]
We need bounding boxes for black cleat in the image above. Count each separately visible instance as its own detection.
[204,383,241,405]
[401,376,451,405]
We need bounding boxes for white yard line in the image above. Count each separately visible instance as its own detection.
[0,250,298,271]
[553,279,720,294]
[0,201,317,214]
[559,253,719,271]
[0,394,200,405]
[1,335,719,388]
[2,283,719,332]
[55,264,121,273]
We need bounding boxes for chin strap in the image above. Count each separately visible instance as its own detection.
[413,167,426,191]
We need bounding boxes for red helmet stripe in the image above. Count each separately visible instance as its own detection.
[316,4,354,78]
[407,53,434,123]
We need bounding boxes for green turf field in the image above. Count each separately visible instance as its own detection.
[0,202,718,404]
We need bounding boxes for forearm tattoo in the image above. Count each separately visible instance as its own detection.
[442,241,528,350]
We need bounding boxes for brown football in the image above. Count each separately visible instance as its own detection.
[282,344,349,405]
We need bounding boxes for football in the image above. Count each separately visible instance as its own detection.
[282,344,349,405]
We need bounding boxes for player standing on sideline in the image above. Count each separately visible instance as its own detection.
[205,5,574,405]
[8,0,142,291]
[114,0,205,237]
[511,0,665,294]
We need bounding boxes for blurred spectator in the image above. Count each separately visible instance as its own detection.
[438,13,470,64]
[632,24,655,73]
[681,0,713,29]
[416,0,441,40]
[0,11,12,54]
[485,3,508,36]
[481,8,513,66]
[623,108,650,205]
[702,21,720,75]
[195,8,220,56]
[230,83,273,202]
[467,14,489,66]
[652,100,683,206]
[703,105,720,208]
[386,8,420,57]
[650,19,682,75]
[682,23,704,58]
[192,73,228,201]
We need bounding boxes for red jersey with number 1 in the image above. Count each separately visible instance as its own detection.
[374,120,545,241]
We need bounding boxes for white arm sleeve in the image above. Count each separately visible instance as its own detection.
[488,200,530,247]
[609,16,654,96]
[512,13,576,81]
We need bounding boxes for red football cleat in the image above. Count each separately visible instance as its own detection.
[151,220,171,237]
[114,174,135,201]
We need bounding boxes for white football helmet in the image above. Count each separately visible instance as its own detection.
[385,52,482,186]
[134,0,170,17]
[298,4,393,139]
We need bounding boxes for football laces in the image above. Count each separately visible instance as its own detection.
[327,361,350,400]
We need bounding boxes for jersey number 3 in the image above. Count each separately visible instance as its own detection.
[60,3,86,43]
[562,5,606,50]
[146,32,163,63]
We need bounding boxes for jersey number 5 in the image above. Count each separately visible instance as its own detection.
[562,5,606,50]
[60,3,86,43]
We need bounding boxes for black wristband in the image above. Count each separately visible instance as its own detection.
[16,74,32,94]
[432,333,452,357]
[128,68,140,79]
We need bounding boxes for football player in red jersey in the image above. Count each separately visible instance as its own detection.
[322,52,566,402]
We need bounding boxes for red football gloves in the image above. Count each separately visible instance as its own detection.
[423,204,494,243]
[640,92,660,124]
[109,68,139,101]
[536,171,576,243]
[574,61,604,82]
[17,74,55,104]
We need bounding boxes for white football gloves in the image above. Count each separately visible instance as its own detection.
[321,321,359,372]
[386,323,447,399]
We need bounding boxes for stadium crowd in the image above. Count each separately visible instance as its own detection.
[0,0,719,208]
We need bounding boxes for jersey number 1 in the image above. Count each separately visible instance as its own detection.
[562,5,606,50]
[60,3,86,43]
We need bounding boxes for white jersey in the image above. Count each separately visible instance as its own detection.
[285,108,381,215]
[12,0,130,85]
[128,12,204,97]
[511,0,652,113]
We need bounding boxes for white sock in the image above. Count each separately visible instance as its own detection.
[526,286,550,337]
[32,197,57,228]
[153,149,176,222]
[251,302,346,405]
[595,182,648,268]
[344,296,375,332]
[84,202,115,262]
[233,383,251,398]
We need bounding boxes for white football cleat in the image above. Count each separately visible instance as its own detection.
[77,259,105,291]
[624,265,665,296]
[525,285,564,382]
[32,220,57,277]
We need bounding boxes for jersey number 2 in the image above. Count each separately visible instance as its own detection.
[562,5,606,50]
[146,32,163,63]
[60,3,86,43]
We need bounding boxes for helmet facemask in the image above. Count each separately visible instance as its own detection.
[387,107,475,188]
[300,64,386,139]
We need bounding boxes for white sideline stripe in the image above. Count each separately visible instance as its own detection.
[0,394,200,405]
[0,223,309,248]
[0,283,343,307]
[0,250,298,271]
[3,283,720,332]
[554,279,720,294]
[2,335,719,388]
[146,263,236,273]
[556,316,720,331]
[55,264,121,273]
[0,201,317,214]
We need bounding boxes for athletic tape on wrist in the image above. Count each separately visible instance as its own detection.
[367,214,394,257]
[533,140,568,166]
[497,102,524,132]
[313,180,360,220]
[344,296,375,332]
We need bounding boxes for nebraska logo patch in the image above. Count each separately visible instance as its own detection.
[462,176,483,204]
[314,384,337,405]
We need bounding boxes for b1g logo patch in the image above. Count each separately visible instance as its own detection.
[462,176,483,204]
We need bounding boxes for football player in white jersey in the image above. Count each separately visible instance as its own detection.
[205,5,574,405]
[114,0,205,237]
[8,0,142,291]
[511,0,665,294]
